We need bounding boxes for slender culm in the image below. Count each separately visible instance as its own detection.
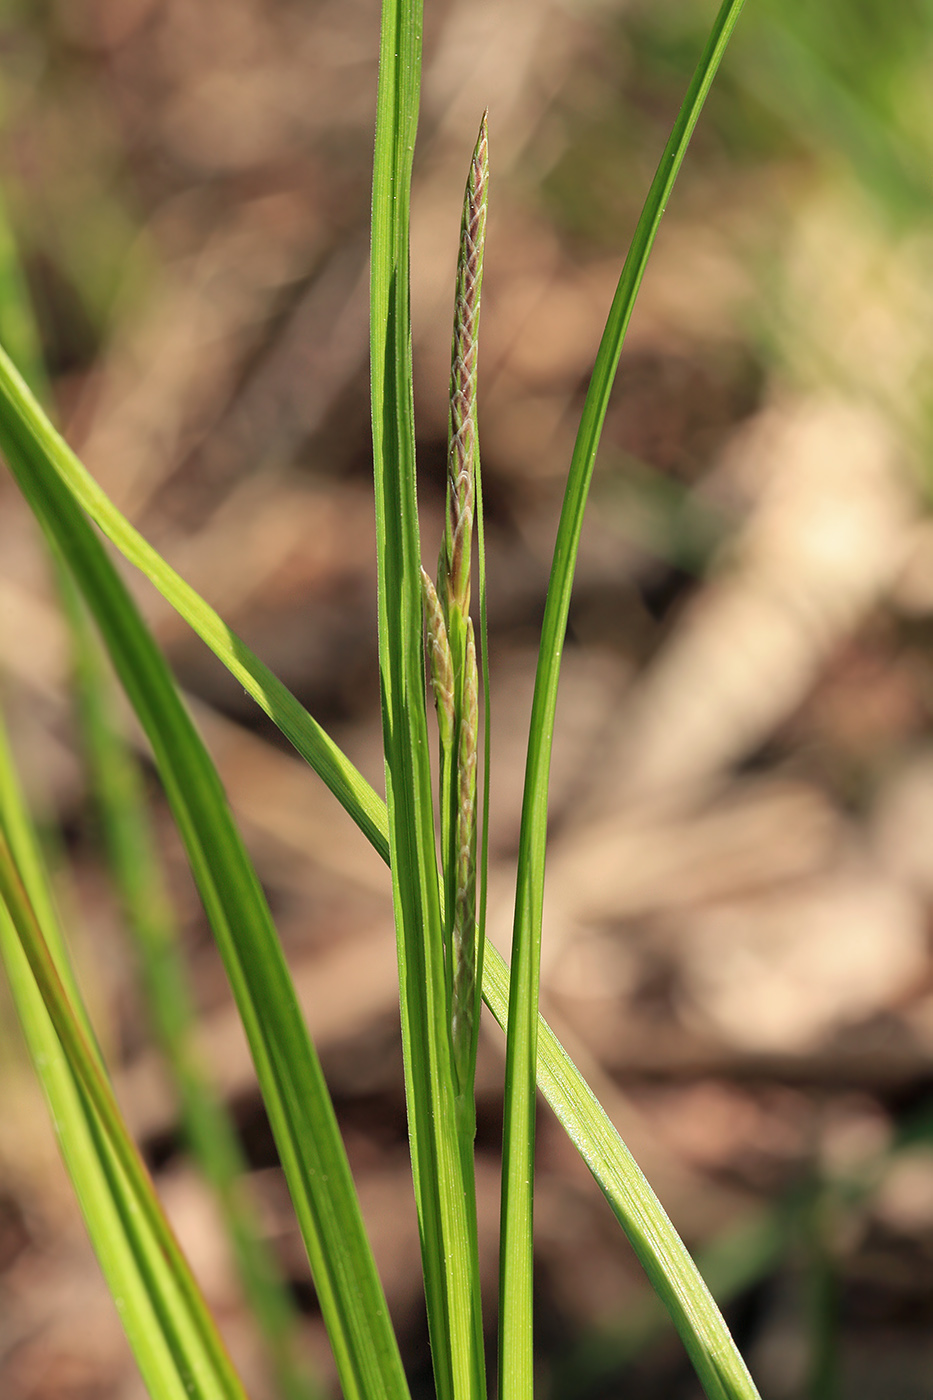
[451,617,478,1097]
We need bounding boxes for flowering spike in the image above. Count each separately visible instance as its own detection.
[422,114,488,1121]
[440,111,488,623]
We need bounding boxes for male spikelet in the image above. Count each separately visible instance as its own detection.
[422,113,488,1112]
[441,112,488,626]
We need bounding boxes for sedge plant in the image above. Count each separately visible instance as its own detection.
[0,1,760,1398]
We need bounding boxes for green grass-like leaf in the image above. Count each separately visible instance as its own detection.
[0,194,254,1400]
[498,4,751,1396]
[483,945,761,1400]
[0,718,247,1400]
[0,353,409,1400]
[0,178,320,1399]
[67,592,321,1400]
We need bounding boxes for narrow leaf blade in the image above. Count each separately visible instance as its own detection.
[498,5,751,1396]
[0,720,245,1400]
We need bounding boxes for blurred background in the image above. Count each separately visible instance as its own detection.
[2,0,933,1396]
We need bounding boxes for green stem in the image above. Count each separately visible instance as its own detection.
[371,3,485,1398]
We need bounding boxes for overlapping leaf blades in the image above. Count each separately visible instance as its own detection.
[370,3,485,1396]
[0,347,409,1400]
